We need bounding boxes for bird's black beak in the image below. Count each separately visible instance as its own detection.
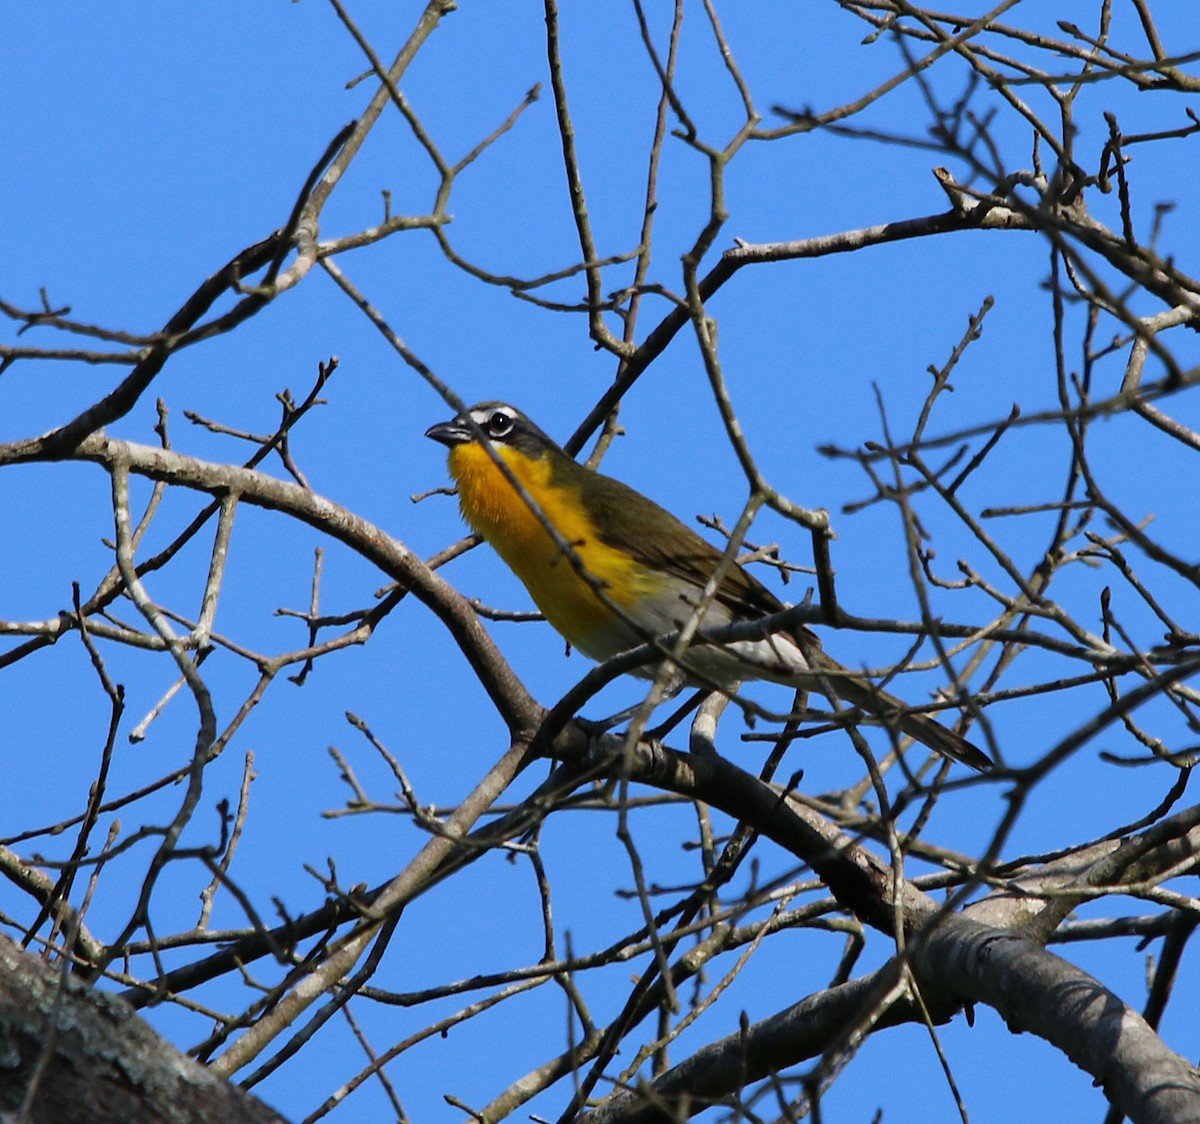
[425,418,472,447]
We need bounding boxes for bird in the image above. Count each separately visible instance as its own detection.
[426,401,992,772]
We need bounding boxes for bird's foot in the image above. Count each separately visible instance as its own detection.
[575,703,646,738]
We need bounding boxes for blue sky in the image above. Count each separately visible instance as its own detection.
[4,3,1200,1121]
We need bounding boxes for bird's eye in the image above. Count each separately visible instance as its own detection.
[486,411,514,438]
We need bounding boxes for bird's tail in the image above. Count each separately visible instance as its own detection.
[812,656,993,773]
[697,630,993,772]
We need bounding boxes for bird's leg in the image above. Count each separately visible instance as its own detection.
[643,688,707,742]
[576,663,691,735]
[576,682,691,738]
[574,702,647,737]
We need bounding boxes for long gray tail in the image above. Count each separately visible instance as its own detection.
[715,631,993,772]
[811,655,993,773]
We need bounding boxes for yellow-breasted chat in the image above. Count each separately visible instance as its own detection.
[426,402,992,772]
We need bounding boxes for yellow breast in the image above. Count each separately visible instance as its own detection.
[447,442,659,657]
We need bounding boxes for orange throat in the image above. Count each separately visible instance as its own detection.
[446,442,654,657]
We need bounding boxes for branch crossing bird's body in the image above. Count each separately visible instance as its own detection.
[427,402,992,772]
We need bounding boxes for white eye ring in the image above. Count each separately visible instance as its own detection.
[486,411,514,437]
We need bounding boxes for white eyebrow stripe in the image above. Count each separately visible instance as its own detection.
[470,406,517,425]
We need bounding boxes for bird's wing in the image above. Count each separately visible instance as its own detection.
[591,490,785,620]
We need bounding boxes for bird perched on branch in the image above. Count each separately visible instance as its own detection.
[426,401,991,772]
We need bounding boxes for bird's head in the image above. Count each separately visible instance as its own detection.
[425,402,557,459]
